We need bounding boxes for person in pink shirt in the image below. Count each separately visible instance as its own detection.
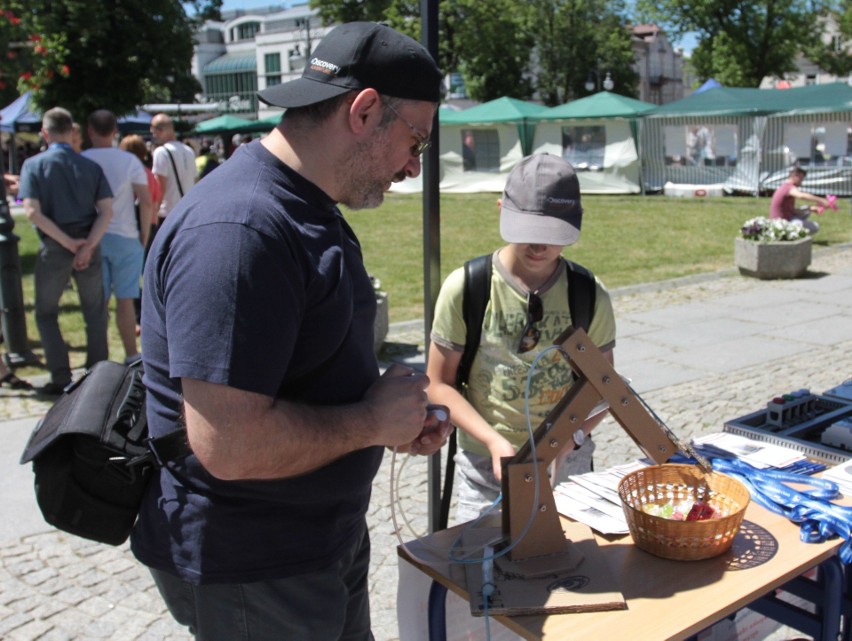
[769,166,832,234]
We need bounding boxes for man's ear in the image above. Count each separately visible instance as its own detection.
[348,88,383,135]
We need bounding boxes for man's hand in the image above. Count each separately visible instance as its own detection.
[73,241,95,270]
[363,363,431,449]
[395,404,454,456]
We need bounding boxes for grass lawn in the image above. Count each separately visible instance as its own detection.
[345,192,852,322]
[7,192,852,377]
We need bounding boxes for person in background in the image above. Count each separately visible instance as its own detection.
[18,107,112,395]
[133,21,450,640]
[195,144,220,180]
[120,134,162,217]
[426,154,617,523]
[82,110,153,363]
[3,173,19,195]
[70,122,84,153]
[770,166,832,235]
[149,113,195,227]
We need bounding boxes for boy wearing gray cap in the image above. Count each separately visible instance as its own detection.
[134,22,449,640]
[427,154,617,523]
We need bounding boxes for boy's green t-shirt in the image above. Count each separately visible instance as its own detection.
[431,252,616,457]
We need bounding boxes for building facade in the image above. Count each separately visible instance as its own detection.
[631,24,688,105]
[191,4,331,118]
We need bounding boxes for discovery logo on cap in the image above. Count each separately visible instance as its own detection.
[257,22,442,109]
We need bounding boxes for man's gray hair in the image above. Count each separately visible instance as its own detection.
[42,107,74,136]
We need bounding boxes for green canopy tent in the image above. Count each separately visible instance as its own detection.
[192,115,262,136]
[641,83,852,196]
[391,98,548,194]
[762,83,852,196]
[533,92,657,194]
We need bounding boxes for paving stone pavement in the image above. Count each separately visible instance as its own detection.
[1,246,851,640]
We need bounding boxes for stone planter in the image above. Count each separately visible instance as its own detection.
[373,291,389,354]
[734,236,812,279]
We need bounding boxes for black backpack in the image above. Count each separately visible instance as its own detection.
[438,253,597,529]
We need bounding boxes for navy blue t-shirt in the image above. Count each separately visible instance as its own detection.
[132,141,383,584]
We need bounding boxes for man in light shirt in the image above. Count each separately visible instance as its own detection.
[150,113,195,224]
[83,109,153,362]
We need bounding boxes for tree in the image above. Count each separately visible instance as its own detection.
[803,1,852,78]
[311,0,637,103]
[528,0,638,105]
[636,0,836,87]
[5,0,203,124]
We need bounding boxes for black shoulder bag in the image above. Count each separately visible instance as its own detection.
[20,360,191,545]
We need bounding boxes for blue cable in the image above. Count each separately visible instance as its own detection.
[676,456,852,564]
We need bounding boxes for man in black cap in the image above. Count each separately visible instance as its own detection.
[133,22,450,640]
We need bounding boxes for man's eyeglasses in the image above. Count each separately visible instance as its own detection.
[517,291,543,354]
[385,102,431,157]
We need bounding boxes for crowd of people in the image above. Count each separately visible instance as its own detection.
[4,108,227,394]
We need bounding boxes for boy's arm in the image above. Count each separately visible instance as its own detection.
[426,342,515,480]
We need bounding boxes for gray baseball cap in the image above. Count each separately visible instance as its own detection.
[499,154,583,246]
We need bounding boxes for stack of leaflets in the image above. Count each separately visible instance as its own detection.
[691,432,811,471]
[820,460,852,496]
[553,461,649,534]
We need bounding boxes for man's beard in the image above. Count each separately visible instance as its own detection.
[337,128,404,210]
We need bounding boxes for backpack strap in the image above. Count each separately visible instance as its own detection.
[563,258,596,333]
[440,253,492,530]
[456,253,493,389]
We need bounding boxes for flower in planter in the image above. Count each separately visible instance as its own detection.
[740,217,809,243]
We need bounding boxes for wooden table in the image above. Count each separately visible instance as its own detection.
[399,500,846,641]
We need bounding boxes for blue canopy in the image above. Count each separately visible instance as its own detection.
[0,92,42,133]
[694,78,721,94]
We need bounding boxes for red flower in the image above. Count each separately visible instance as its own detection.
[30,34,42,42]
[34,45,46,55]
[61,65,70,76]
[20,71,32,80]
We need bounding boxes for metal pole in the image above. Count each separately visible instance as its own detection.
[421,0,443,534]
[0,119,37,366]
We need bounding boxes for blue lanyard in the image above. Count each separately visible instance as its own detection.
[683,457,852,564]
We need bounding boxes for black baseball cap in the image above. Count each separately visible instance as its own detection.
[258,22,442,109]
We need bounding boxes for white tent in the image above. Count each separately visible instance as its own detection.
[532,92,656,194]
[391,97,547,194]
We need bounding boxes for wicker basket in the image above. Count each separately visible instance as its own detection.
[617,464,750,561]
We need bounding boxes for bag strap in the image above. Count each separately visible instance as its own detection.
[438,254,597,530]
[439,253,492,530]
[163,146,185,198]
[564,258,596,333]
[129,429,191,469]
[456,253,493,389]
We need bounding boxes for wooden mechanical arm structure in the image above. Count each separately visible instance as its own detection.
[500,326,698,562]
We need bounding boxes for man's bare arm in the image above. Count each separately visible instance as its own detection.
[182,364,432,481]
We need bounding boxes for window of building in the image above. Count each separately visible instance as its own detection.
[204,71,258,113]
[235,21,260,41]
[562,125,606,171]
[784,122,849,165]
[461,129,500,172]
[663,124,738,166]
[805,74,817,86]
[265,52,281,87]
